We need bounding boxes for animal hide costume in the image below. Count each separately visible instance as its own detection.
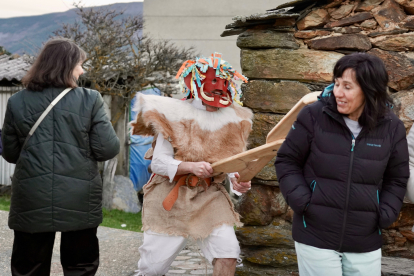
[131,94,253,239]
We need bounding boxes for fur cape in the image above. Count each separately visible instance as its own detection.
[131,94,253,164]
[131,94,253,238]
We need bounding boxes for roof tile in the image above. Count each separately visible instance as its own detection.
[0,54,31,81]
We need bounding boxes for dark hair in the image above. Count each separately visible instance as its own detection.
[333,52,392,131]
[22,37,86,91]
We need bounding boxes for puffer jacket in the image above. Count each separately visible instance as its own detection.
[275,89,409,253]
[2,87,120,233]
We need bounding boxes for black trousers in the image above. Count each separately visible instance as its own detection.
[11,227,99,276]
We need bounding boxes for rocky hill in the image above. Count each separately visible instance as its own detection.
[0,2,143,55]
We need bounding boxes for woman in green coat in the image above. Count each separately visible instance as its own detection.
[2,37,120,276]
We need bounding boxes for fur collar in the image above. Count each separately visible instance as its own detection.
[133,94,252,132]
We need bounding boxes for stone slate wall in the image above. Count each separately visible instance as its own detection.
[222,0,414,273]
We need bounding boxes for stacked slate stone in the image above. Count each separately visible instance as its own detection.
[222,0,414,273]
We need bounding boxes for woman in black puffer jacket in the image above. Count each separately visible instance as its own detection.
[275,53,409,276]
[2,38,119,276]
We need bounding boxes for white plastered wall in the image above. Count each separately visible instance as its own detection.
[143,0,290,74]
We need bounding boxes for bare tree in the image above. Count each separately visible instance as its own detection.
[53,3,195,124]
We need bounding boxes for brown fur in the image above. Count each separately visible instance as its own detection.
[130,112,155,136]
[170,119,251,164]
[141,111,174,140]
[135,104,252,164]
[232,102,254,121]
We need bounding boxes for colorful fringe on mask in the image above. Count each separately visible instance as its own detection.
[175,52,248,106]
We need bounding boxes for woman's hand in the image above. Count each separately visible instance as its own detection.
[231,173,251,194]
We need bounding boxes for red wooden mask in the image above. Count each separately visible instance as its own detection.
[184,67,232,108]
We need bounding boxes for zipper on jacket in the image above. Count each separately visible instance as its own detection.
[338,135,355,251]
[303,181,316,228]
[323,108,390,246]
[377,190,381,235]
[303,203,309,228]
[310,180,316,192]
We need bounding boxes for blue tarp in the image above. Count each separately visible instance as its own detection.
[129,88,161,191]
[129,135,153,191]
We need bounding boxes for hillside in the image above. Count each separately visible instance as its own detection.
[0,2,143,55]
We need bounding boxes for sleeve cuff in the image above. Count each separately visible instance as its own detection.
[167,159,182,182]
[227,172,242,196]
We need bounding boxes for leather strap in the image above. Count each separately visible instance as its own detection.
[21,88,73,153]
[162,174,211,211]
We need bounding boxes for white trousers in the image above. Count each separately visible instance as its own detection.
[295,242,382,276]
[137,224,240,276]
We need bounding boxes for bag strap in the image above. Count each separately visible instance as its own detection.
[21,88,73,152]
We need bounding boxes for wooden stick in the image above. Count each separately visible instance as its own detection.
[267,91,320,142]
[212,139,285,174]
[237,155,276,183]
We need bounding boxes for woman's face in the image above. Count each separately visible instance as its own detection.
[333,68,365,121]
[73,61,84,80]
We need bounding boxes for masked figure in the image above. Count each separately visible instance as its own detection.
[131,53,252,276]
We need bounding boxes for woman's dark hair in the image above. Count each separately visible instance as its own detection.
[22,37,86,91]
[333,52,392,131]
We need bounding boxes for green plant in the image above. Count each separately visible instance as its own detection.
[101,208,142,232]
[0,195,11,211]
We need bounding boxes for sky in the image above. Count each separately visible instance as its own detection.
[0,0,144,18]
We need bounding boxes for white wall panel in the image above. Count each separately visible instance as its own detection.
[0,87,21,185]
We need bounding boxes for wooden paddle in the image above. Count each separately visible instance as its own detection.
[211,91,320,182]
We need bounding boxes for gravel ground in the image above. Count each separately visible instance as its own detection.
[0,210,212,276]
[4,210,414,275]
